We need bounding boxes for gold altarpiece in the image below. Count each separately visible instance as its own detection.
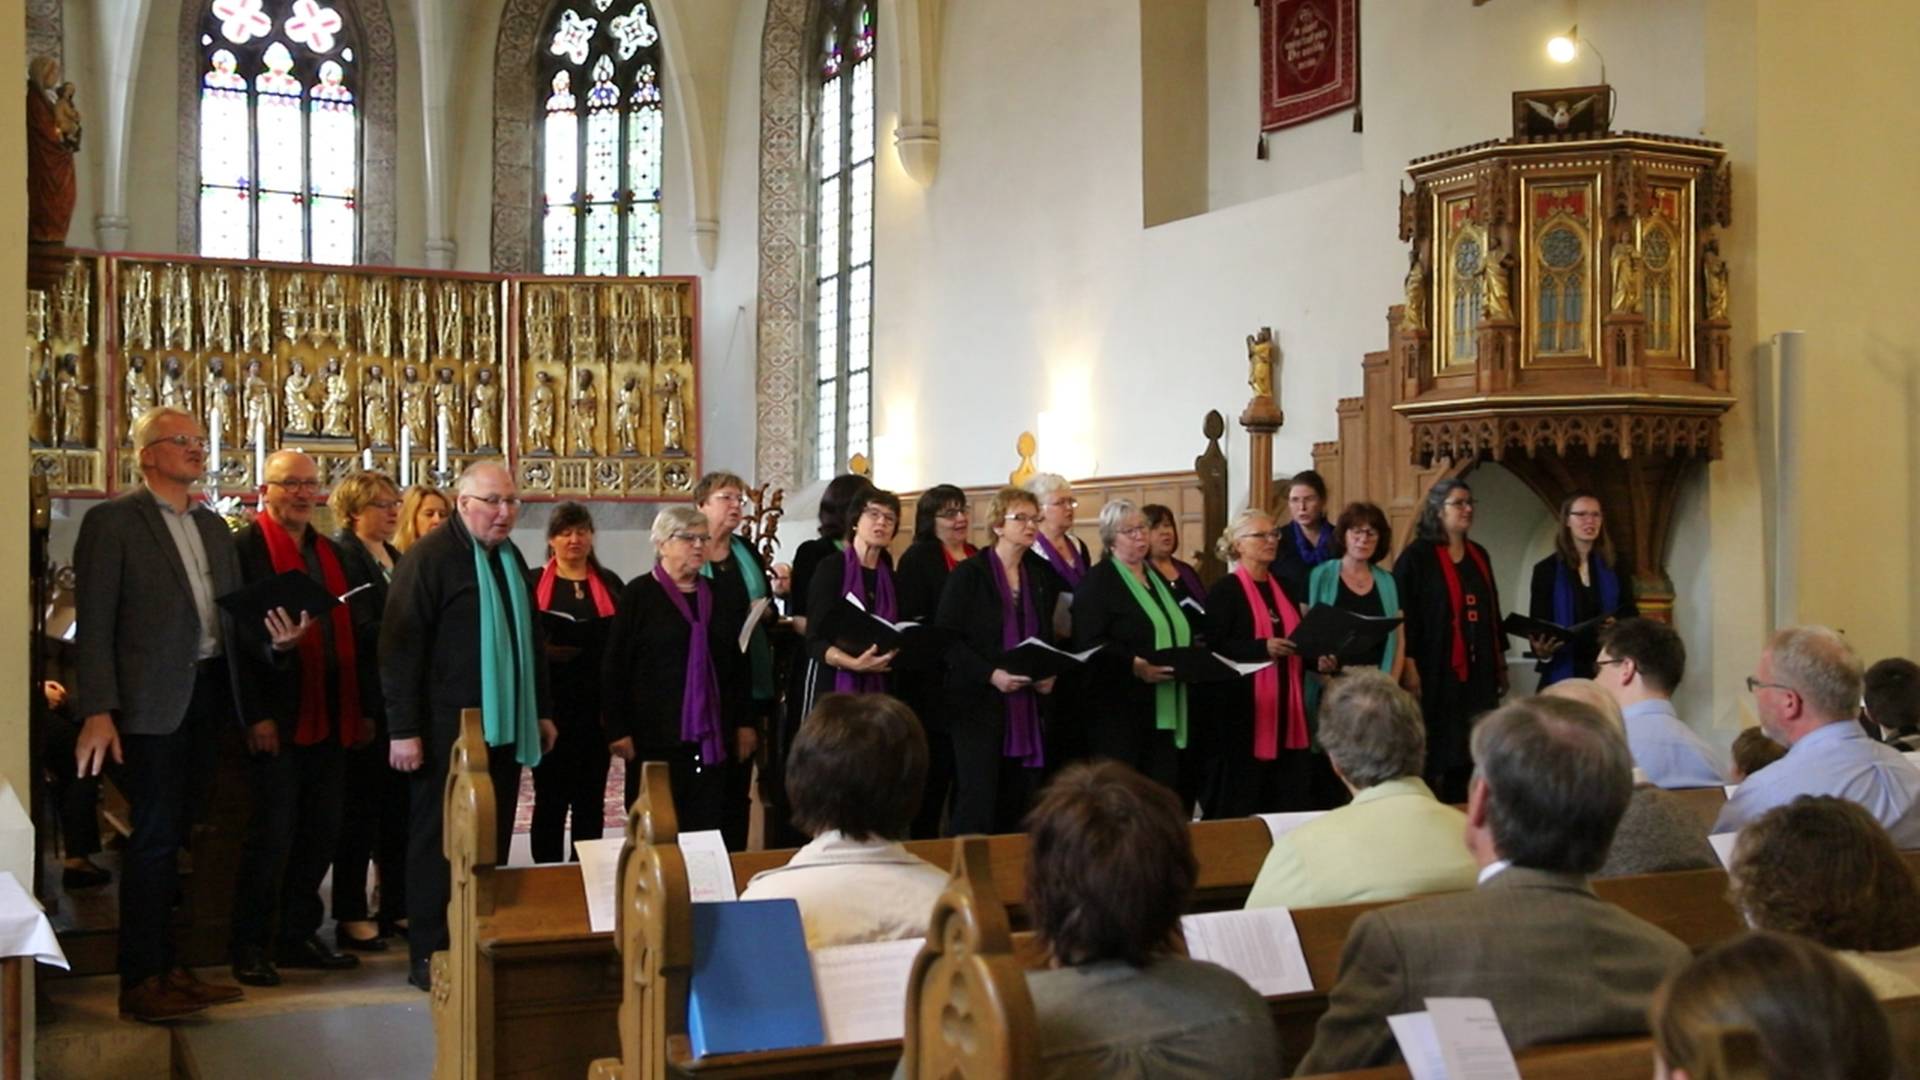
[24,253,700,501]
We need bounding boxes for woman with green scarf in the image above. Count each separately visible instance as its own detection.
[694,471,776,851]
[1071,499,1194,790]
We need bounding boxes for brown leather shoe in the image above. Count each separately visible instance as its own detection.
[168,967,244,1005]
[118,975,209,1023]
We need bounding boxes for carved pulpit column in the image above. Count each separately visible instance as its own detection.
[1240,327,1284,510]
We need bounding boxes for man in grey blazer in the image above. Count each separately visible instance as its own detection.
[73,406,285,1022]
[1294,695,1691,1074]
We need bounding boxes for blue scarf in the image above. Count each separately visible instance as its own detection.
[1543,553,1621,687]
[1290,520,1336,566]
[473,537,543,767]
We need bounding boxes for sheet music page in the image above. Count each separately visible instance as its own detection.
[1255,811,1326,845]
[1212,652,1274,676]
[1386,1012,1447,1080]
[810,937,924,1045]
[1013,636,1102,662]
[739,596,772,652]
[1179,908,1314,996]
[1708,831,1740,868]
[575,837,625,933]
[1722,783,1739,798]
[681,829,739,903]
[1428,997,1522,1080]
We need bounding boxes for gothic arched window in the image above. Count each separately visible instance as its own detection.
[537,1,665,276]
[197,0,362,264]
[812,0,875,480]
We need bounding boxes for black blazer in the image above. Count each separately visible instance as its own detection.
[600,573,749,751]
[72,488,259,734]
[334,529,400,733]
[1200,570,1303,743]
[529,561,625,732]
[233,522,370,739]
[1072,559,1200,731]
[1526,553,1638,678]
[936,549,1060,727]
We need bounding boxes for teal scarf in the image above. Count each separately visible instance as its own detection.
[1114,561,1193,749]
[474,537,543,767]
[702,536,775,702]
[1305,560,1401,734]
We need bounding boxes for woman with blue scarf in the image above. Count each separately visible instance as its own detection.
[1527,492,1636,689]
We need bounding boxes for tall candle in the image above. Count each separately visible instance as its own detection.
[362,447,374,471]
[208,408,221,490]
[400,425,413,487]
[254,418,267,485]
[436,411,449,475]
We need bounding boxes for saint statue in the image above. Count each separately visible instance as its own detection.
[204,357,237,444]
[56,355,88,445]
[432,367,462,452]
[615,374,645,454]
[284,360,319,434]
[659,370,686,455]
[400,365,431,446]
[363,365,394,447]
[1400,253,1428,332]
[1245,328,1275,399]
[526,371,557,454]
[158,357,191,411]
[27,56,80,244]
[1482,245,1515,322]
[242,360,273,442]
[469,368,500,450]
[320,357,353,437]
[1610,235,1644,315]
[1702,240,1730,322]
[570,369,598,455]
[124,356,155,442]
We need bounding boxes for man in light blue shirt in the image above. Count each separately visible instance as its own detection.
[1714,626,1920,848]
[1595,618,1728,788]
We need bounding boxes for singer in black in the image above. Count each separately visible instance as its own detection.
[895,484,976,837]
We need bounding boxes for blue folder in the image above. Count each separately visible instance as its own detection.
[687,899,826,1057]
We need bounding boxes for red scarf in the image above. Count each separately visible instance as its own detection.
[257,513,363,747]
[1234,565,1307,757]
[534,560,616,617]
[1434,541,1496,683]
[939,543,978,572]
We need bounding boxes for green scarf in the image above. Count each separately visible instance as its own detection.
[474,537,543,767]
[1114,560,1193,749]
[702,536,775,702]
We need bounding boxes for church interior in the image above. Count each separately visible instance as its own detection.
[6,0,1920,1076]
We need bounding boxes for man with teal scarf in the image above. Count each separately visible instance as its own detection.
[381,461,554,994]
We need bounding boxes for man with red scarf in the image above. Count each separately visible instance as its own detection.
[228,450,370,986]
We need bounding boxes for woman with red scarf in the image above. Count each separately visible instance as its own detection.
[527,502,623,864]
[895,484,975,837]
[1199,510,1317,817]
[1393,478,1508,802]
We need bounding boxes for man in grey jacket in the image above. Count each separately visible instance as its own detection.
[73,406,290,1022]
[1295,695,1690,1073]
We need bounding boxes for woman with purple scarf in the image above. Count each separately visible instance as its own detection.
[601,505,749,839]
[798,489,905,721]
[936,486,1062,834]
[1527,492,1637,689]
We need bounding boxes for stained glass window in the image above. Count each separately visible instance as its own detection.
[537,2,665,277]
[814,0,876,480]
[197,1,360,263]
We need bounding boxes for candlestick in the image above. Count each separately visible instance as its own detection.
[436,411,449,475]
[362,447,374,471]
[254,418,267,485]
[208,409,221,491]
[400,425,412,487]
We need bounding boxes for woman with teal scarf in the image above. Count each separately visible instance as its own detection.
[1306,502,1405,681]
[1072,499,1193,790]
[694,472,776,851]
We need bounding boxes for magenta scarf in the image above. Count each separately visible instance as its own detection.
[1234,565,1307,758]
[835,544,897,694]
[988,550,1044,768]
[651,564,725,766]
[534,560,616,617]
[1033,532,1086,590]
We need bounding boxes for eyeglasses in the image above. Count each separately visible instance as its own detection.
[861,508,899,526]
[1241,529,1283,542]
[706,492,744,505]
[365,498,399,511]
[147,434,209,450]
[1047,498,1079,510]
[1444,498,1477,509]
[1568,510,1604,519]
[671,531,712,544]
[463,493,523,510]
[1347,527,1380,538]
[266,478,322,492]
[935,508,968,520]
[1745,676,1798,697]
[1003,513,1040,525]
[1118,525,1149,538]
[1594,657,1626,669]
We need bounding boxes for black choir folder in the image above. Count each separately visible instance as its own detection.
[1500,612,1607,649]
[687,899,824,1057]
[1287,605,1404,664]
[816,595,949,671]
[996,637,1102,680]
[1144,646,1273,683]
[215,569,343,627]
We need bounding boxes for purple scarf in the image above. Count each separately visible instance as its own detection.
[1171,559,1206,602]
[834,544,897,694]
[1033,532,1086,590]
[652,564,726,766]
[1543,553,1621,687]
[1290,519,1336,566]
[988,551,1044,768]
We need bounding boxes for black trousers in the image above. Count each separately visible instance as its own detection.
[116,659,228,988]
[408,719,521,966]
[910,721,957,840]
[332,738,410,924]
[1088,707,1180,793]
[41,718,102,858]
[947,718,1040,836]
[621,745,730,844]
[231,737,346,952]
[529,717,610,864]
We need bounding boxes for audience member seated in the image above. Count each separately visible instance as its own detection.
[1295,695,1690,1073]
[1544,678,1716,878]
[1244,671,1476,909]
[1728,726,1786,783]
[1726,795,1920,998]
[1022,761,1278,1080]
[1595,618,1728,787]
[1651,930,1899,1080]
[740,693,948,948]
[1715,626,1920,847]
[1864,657,1920,752]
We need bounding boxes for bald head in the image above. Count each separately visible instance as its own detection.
[454,460,520,546]
[261,449,320,533]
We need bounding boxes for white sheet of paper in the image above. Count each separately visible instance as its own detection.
[1904,750,1920,770]
[1708,830,1740,868]
[1722,784,1739,798]
[1428,997,1522,1080]
[1180,596,1206,616]
[1213,652,1274,676]
[1387,1012,1448,1080]
[575,837,625,934]
[810,937,924,1045]
[739,596,773,652]
[1255,811,1326,845]
[1179,907,1314,996]
[1013,636,1102,662]
[680,829,739,903]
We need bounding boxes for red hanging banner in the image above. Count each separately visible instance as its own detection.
[1258,0,1360,136]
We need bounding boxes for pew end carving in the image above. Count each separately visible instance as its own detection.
[903,837,1039,1079]
[591,760,695,1080]
[435,709,500,1080]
